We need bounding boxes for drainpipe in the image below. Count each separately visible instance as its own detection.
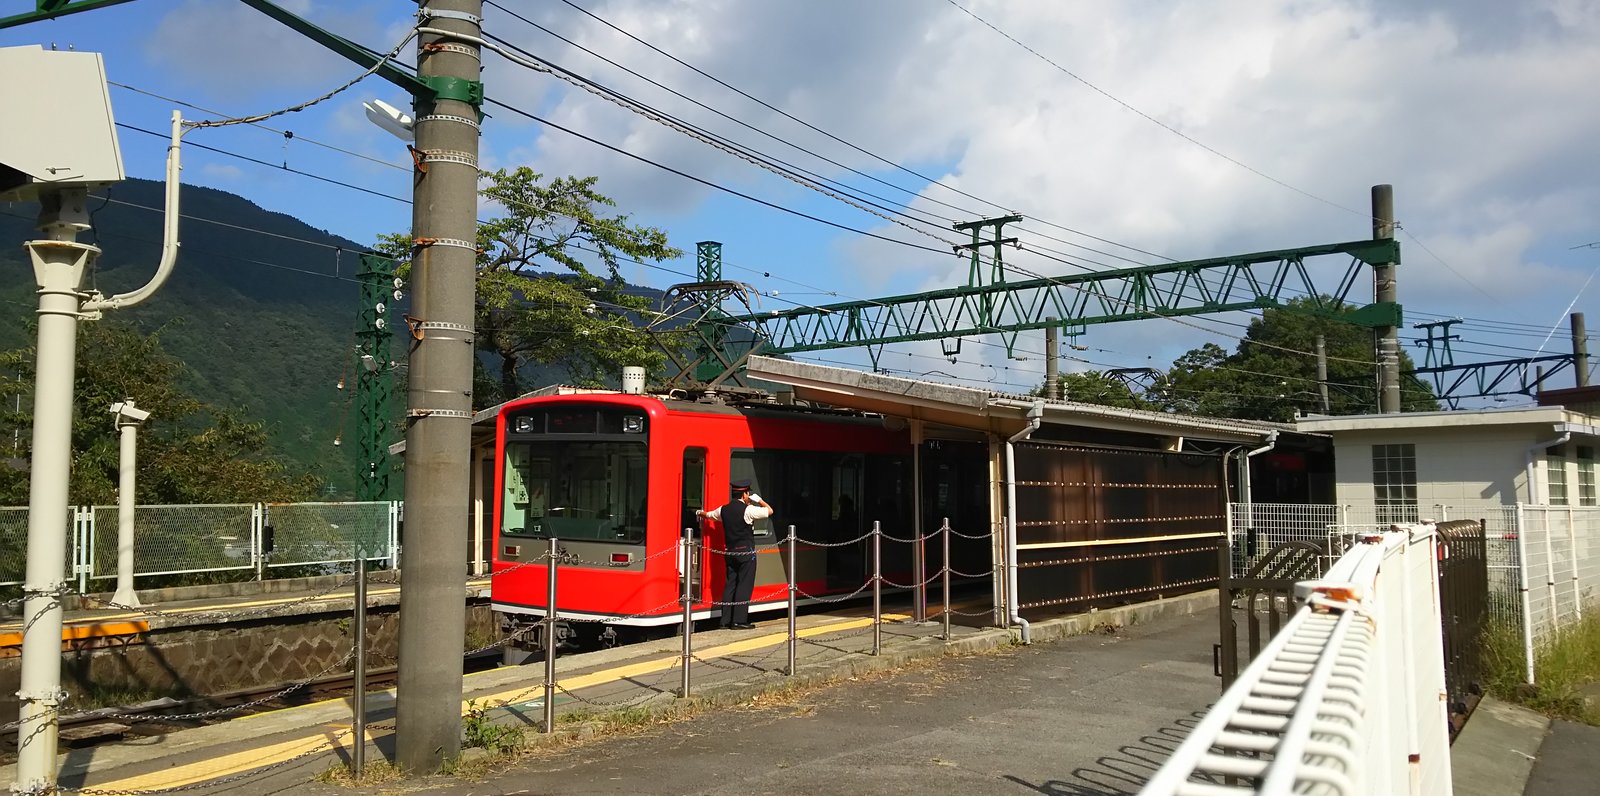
[1242,431,1280,506]
[1525,429,1571,502]
[1004,400,1045,645]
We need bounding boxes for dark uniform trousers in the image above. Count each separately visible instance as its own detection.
[721,548,757,626]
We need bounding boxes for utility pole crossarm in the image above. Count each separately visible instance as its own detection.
[727,238,1399,354]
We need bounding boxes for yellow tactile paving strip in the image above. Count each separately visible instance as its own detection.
[87,612,903,791]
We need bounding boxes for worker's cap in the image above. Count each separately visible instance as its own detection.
[730,479,752,492]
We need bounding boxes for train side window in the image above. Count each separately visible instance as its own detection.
[681,448,706,535]
[730,451,774,537]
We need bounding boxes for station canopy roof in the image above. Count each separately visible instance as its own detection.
[746,356,1286,445]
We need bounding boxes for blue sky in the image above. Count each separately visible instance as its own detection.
[4,0,1599,407]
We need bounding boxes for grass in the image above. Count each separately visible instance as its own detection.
[1481,612,1600,726]
[461,700,526,753]
[314,760,405,788]
[71,683,167,710]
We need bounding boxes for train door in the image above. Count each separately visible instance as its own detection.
[680,447,707,598]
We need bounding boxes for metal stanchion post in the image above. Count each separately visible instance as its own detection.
[543,537,558,733]
[352,557,367,778]
[787,525,797,676]
[680,527,693,698]
[941,517,951,642]
[912,521,926,624]
[872,520,882,656]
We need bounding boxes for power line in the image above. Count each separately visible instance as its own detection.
[940,0,1369,221]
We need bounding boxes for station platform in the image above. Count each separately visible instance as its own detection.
[0,589,1216,794]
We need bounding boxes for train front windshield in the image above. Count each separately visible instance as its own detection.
[500,406,650,544]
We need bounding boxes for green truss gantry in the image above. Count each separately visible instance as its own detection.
[712,236,1401,368]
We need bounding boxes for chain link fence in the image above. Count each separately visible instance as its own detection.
[0,501,401,589]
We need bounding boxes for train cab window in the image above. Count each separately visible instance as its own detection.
[501,439,648,544]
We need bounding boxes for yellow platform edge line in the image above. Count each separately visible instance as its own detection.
[89,613,899,790]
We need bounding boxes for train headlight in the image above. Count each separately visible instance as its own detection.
[622,415,645,433]
[513,416,536,433]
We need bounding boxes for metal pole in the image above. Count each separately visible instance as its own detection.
[352,557,368,778]
[1568,506,1582,621]
[872,520,882,656]
[1315,335,1330,413]
[1515,503,1536,684]
[910,422,926,623]
[786,526,797,676]
[1372,184,1401,414]
[1044,318,1060,400]
[111,402,144,607]
[1572,313,1589,387]
[395,0,483,772]
[543,537,558,732]
[15,187,98,793]
[941,518,951,642]
[680,528,693,698]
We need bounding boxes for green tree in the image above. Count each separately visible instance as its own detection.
[1039,370,1159,410]
[379,168,682,408]
[1160,298,1439,422]
[0,321,321,506]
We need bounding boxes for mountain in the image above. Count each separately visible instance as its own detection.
[0,178,668,497]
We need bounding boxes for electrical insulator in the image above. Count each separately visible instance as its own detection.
[375,302,386,314]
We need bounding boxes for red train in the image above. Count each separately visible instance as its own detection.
[491,391,989,655]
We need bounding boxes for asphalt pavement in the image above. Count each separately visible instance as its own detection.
[392,610,1220,796]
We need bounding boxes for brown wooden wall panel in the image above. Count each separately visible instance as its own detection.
[1013,441,1224,611]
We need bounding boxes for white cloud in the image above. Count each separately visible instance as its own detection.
[199,163,243,181]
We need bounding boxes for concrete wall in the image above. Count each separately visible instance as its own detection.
[1329,426,1600,509]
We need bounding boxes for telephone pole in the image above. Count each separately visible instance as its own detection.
[395,1,483,772]
[1044,317,1060,400]
[1372,185,1401,413]
[1315,335,1330,413]
[1572,312,1589,388]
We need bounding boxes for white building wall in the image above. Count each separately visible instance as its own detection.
[1330,427,1551,509]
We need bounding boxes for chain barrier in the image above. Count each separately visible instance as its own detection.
[786,530,876,549]
[553,680,666,711]
[2,583,76,612]
[880,569,945,590]
[5,648,360,736]
[877,529,941,545]
[794,580,874,604]
[947,526,996,540]
[559,543,682,570]
[947,565,999,579]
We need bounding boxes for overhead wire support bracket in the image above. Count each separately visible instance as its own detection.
[0,1,450,105]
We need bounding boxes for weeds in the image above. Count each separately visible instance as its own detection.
[1481,613,1600,726]
[314,760,404,788]
[461,700,526,753]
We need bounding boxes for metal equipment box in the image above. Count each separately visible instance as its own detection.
[0,44,125,200]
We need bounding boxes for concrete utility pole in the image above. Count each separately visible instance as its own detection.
[1316,335,1330,413]
[1572,312,1589,388]
[1044,317,1059,400]
[395,0,483,773]
[110,400,150,608]
[1372,185,1401,414]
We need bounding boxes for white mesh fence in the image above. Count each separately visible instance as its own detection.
[264,501,392,569]
[0,506,75,587]
[0,501,400,589]
[90,504,257,579]
[1517,505,1600,658]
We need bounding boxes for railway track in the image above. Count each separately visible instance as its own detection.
[1,649,502,762]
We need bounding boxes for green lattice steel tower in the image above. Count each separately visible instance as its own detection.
[356,253,396,501]
[693,241,729,382]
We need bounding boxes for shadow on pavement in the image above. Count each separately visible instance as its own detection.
[1003,709,1210,795]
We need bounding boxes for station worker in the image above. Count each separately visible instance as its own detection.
[696,480,773,629]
